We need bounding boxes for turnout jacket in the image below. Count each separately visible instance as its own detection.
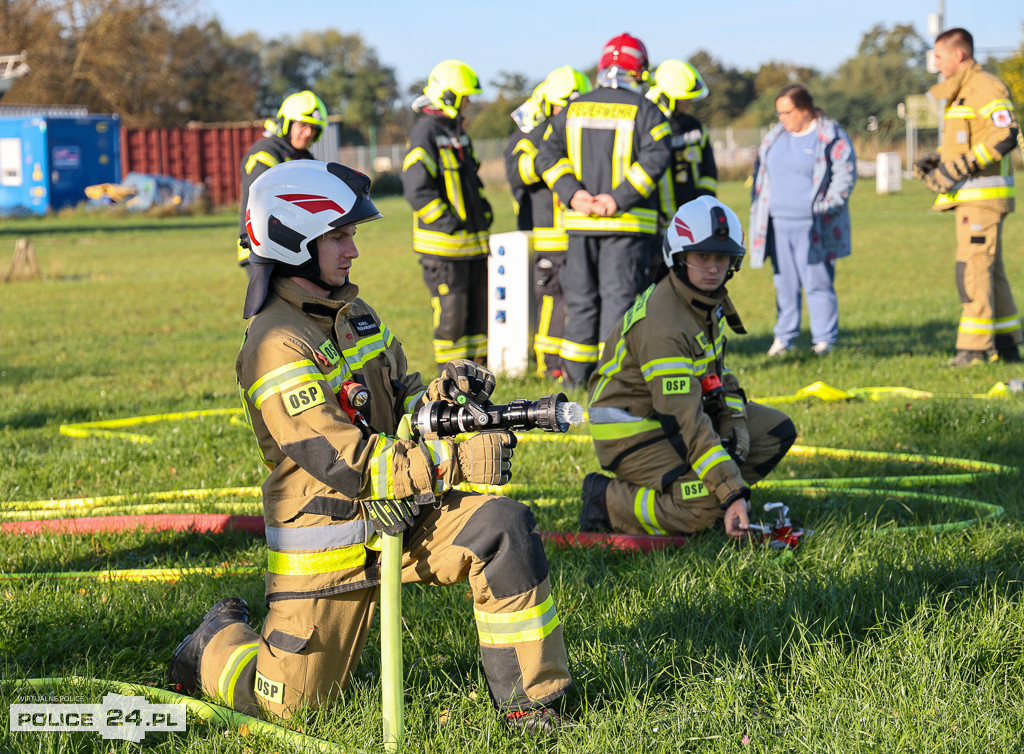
[236,277,438,601]
[402,112,492,258]
[587,272,749,507]
[238,134,314,245]
[657,112,718,219]
[535,86,672,236]
[505,125,568,251]
[931,61,1018,214]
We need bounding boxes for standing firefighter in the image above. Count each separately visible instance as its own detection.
[506,66,593,379]
[534,33,672,388]
[170,160,572,737]
[236,90,327,266]
[913,27,1022,366]
[647,59,718,281]
[402,60,493,370]
[580,197,797,538]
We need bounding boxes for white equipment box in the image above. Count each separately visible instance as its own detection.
[487,231,535,376]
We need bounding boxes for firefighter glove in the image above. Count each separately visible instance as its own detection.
[363,497,420,536]
[718,415,750,465]
[925,155,976,194]
[437,431,517,486]
[427,359,496,405]
[912,152,940,181]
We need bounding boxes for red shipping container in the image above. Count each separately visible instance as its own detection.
[120,123,264,207]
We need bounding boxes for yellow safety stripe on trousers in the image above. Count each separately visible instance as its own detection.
[958,314,1023,335]
[693,444,731,479]
[249,360,323,410]
[265,520,366,551]
[634,486,667,535]
[266,543,366,575]
[978,99,1014,119]
[412,228,489,257]
[563,208,659,234]
[245,151,280,175]
[440,149,467,221]
[475,595,560,646]
[558,338,600,363]
[402,147,437,177]
[366,434,398,499]
[534,333,561,356]
[433,338,470,362]
[464,333,488,359]
[514,139,540,184]
[589,416,662,441]
[533,227,568,251]
[218,642,258,709]
[415,197,447,224]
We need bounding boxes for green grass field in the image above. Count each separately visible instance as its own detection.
[2,179,1024,753]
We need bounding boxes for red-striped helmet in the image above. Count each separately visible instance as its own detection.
[599,33,650,80]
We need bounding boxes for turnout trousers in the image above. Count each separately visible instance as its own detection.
[602,402,796,535]
[534,250,567,378]
[559,234,649,387]
[419,255,489,368]
[953,205,1023,352]
[197,492,572,719]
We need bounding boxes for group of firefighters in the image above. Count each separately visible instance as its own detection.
[164,28,1019,740]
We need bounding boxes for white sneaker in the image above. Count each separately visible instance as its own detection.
[812,342,833,355]
[767,338,792,356]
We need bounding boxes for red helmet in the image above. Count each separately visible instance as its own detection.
[599,33,650,80]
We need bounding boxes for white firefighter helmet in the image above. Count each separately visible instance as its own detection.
[662,195,745,272]
[242,160,382,317]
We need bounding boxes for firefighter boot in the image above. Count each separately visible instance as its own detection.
[169,597,250,694]
[990,335,1022,363]
[506,707,572,737]
[949,349,987,368]
[579,472,612,532]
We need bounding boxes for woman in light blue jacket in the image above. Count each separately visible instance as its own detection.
[749,84,856,355]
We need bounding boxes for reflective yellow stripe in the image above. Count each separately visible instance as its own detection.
[563,209,659,233]
[979,99,1014,118]
[698,176,718,193]
[693,444,731,478]
[725,395,745,414]
[218,642,258,708]
[515,139,539,184]
[541,159,574,187]
[267,545,366,575]
[994,315,1022,333]
[416,197,446,223]
[935,185,1015,205]
[403,147,437,177]
[413,227,489,257]
[590,417,662,440]
[245,152,279,175]
[651,121,672,141]
[973,143,994,167]
[624,163,656,197]
[439,149,466,220]
[433,338,469,362]
[342,326,393,370]
[642,357,696,381]
[533,227,568,251]
[559,339,600,363]
[634,487,666,535]
[366,435,397,498]
[475,595,560,646]
[945,106,975,119]
[249,360,323,410]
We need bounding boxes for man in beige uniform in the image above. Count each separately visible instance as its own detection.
[580,196,796,537]
[914,27,1022,366]
[170,160,572,736]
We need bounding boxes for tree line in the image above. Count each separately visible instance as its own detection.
[2,1,1022,147]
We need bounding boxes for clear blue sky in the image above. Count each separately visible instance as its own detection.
[193,0,1022,97]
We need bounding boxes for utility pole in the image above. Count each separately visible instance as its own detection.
[928,0,945,146]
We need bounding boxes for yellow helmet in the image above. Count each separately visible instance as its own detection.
[535,66,592,117]
[646,60,709,115]
[276,90,328,142]
[423,60,482,119]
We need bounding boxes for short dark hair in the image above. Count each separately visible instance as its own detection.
[935,27,974,60]
[776,84,815,112]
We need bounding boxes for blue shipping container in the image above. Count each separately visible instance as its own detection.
[0,114,121,216]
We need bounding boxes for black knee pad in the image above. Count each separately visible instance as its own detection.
[452,497,549,599]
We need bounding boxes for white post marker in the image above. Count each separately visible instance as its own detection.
[487,231,535,376]
[381,530,403,752]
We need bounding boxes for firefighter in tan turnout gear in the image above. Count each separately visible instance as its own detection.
[913,27,1022,367]
[534,33,672,388]
[401,60,493,370]
[579,197,797,537]
[170,160,572,737]
[505,66,593,379]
